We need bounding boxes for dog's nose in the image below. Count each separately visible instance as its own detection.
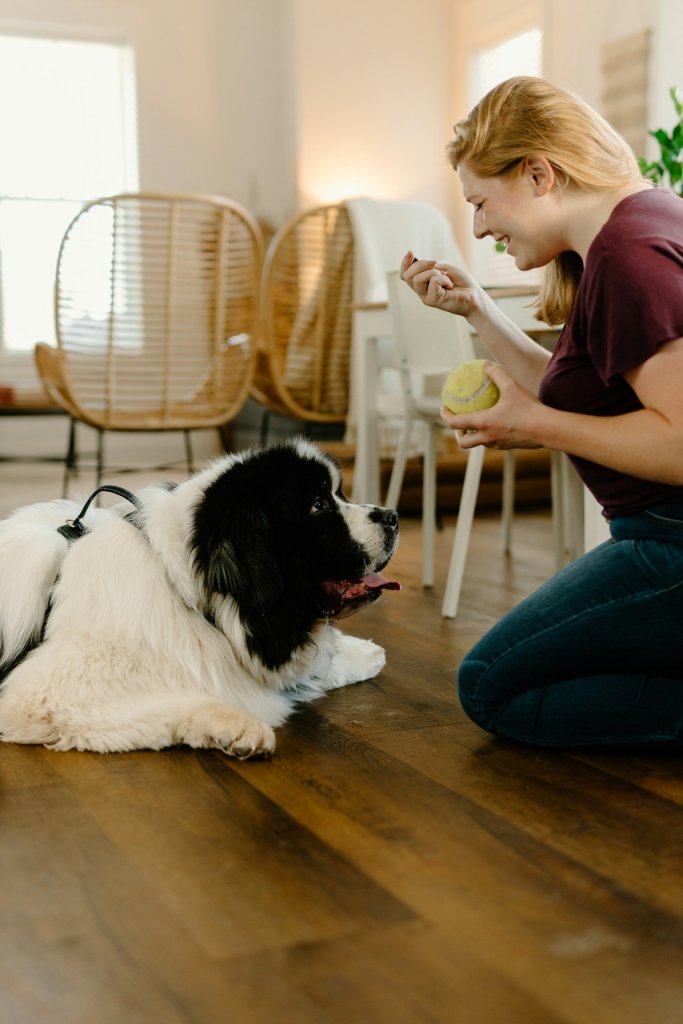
[381,508,399,529]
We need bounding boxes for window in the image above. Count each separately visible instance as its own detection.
[0,33,138,358]
[468,28,542,286]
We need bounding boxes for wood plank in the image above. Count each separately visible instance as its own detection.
[210,919,557,1024]
[2,462,682,1023]
[223,712,683,1024]
[45,747,413,954]
[574,753,683,807]
[1,746,411,1023]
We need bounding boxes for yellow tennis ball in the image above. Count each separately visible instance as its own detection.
[441,359,500,414]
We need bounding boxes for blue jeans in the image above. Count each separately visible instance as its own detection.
[458,502,683,751]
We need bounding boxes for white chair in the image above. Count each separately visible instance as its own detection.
[345,197,462,465]
[384,269,516,618]
[346,197,458,305]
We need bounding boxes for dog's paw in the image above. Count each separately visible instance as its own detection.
[326,634,386,689]
[192,706,276,760]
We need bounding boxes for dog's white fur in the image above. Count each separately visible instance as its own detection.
[0,441,396,758]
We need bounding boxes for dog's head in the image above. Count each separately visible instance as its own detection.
[190,438,399,669]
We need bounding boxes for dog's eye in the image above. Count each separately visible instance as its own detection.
[311,496,330,515]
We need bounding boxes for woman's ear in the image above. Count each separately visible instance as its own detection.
[523,155,556,195]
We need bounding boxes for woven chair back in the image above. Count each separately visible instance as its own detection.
[53,192,263,430]
[255,202,353,423]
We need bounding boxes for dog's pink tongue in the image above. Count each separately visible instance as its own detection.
[340,572,401,599]
[363,571,401,591]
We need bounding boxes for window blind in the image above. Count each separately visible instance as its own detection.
[601,30,650,162]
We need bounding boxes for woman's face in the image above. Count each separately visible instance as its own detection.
[458,158,565,271]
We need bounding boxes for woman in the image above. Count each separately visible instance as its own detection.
[401,76,683,751]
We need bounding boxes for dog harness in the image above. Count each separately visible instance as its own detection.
[57,484,144,542]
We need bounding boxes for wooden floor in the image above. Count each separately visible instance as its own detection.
[2,460,683,1024]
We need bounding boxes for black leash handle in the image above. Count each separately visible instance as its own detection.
[58,485,142,542]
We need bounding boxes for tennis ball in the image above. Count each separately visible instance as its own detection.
[441,359,500,414]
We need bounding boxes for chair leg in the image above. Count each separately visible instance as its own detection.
[96,430,104,488]
[184,430,194,474]
[562,455,585,561]
[441,445,485,619]
[259,410,271,448]
[501,449,516,554]
[62,417,77,499]
[216,422,233,453]
[385,415,415,510]
[550,450,565,570]
[421,423,438,588]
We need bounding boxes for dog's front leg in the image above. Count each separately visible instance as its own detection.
[314,629,386,691]
[176,698,276,759]
[0,690,275,758]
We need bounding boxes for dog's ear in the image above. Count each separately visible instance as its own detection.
[199,508,284,613]
[199,508,311,670]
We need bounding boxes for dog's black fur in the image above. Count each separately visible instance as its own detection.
[192,443,397,669]
[0,438,399,756]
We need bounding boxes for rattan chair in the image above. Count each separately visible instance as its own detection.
[35,192,263,495]
[251,202,353,443]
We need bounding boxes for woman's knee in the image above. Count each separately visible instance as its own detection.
[457,655,496,729]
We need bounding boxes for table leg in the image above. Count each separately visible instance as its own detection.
[351,319,380,505]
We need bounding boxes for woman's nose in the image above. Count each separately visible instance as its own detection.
[473,213,489,240]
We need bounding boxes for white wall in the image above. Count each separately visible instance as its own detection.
[447,0,682,259]
[293,0,682,234]
[293,0,457,220]
[0,0,678,264]
[0,0,296,227]
[649,0,683,134]
[1,0,676,281]
[449,0,544,259]
[0,0,297,460]
[1,0,681,461]
[543,0,682,132]
[545,0,647,101]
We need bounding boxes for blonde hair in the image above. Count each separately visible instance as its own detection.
[447,77,642,325]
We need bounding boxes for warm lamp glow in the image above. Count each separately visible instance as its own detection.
[300,170,392,207]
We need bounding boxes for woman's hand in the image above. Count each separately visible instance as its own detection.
[400,250,483,320]
[441,362,545,450]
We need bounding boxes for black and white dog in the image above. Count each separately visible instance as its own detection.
[0,439,399,758]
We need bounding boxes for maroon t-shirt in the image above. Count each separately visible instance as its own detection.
[539,188,683,518]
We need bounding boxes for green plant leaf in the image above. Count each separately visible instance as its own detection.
[652,127,673,151]
[641,160,665,183]
[641,88,683,191]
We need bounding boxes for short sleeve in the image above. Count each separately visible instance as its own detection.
[583,238,683,384]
